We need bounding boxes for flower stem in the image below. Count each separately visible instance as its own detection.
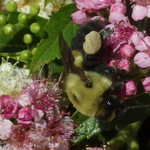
[0,52,21,57]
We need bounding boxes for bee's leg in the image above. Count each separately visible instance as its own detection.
[93,65,135,80]
[116,68,135,80]
[93,66,116,76]
[109,82,124,93]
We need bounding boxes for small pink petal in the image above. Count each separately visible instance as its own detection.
[142,77,150,92]
[0,119,13,140]
[134,52,150,68]
[132,5,147,21]
[71,10,89,25]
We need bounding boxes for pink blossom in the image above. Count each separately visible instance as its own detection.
[0,75,75,149]
[144,36,150,47]
[71,10,89,25]
[109,12,127,23]
[142,77,150,92]
[17,82,38,106]
[130,31,148,51]
[132,4,148,21]
[85,0,113,11]
[109,2,127,23]
[0,95,18,119]
[6,114,74,149]
[120,44,136,59]
[131,0,150,6]
[0,119,13,140]
[105,22,135,52]
[110,2,126,13]
[75,0,112,12]
[125,81,137,96]
[134,51,150,68]
[75,0,85,10]
[34,119,47,129]
[17,107,33,124]
[31,106,44,122]
[117,59,130,71]
[4,125,34,149]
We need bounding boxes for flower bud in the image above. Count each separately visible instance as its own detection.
[134,52,150,68]
[117,59,130,71]
[142,77,150,92]
[0,95,18,119]
[109,2,126,23]
[71,10,89,25]
[125,81,137,96]
[120,44,136,59]
[132,5,147,21]
[0,119,13,140]
[130,31,148,51]
[17,107,33,124]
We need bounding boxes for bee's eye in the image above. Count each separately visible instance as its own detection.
[84,80,93,88]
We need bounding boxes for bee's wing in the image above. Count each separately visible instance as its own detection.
[59,33,91,83]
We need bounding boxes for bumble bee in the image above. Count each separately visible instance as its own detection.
[60,19,129,122]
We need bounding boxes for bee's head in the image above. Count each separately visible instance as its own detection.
[65,71,124,121]
[66,72,111,117]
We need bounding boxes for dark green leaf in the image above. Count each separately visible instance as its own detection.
[48,59,64,74]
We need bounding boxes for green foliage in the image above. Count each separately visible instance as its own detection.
[0,4,77,72]
[72,117,101,144]
[30,4,77,72]
[0,12,47,53]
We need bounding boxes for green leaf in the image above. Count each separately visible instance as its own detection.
[48,59,64,74]
[71,111,89,125]
[30,4,76,72]
[0,24,27,52]
[63,21,79,47]
[72,117,101,144]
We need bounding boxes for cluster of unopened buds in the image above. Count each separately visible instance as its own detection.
[71,0,150,98]
[0,60,75,150]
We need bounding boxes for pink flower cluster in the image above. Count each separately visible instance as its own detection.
[71,0,113,25]
[0,79,75,149]
[71,0,150,96]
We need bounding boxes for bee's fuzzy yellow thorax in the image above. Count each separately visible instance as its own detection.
[65,71,112,117]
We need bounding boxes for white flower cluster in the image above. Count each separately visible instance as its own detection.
[0,60,32,96]
[3,0,73,19]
